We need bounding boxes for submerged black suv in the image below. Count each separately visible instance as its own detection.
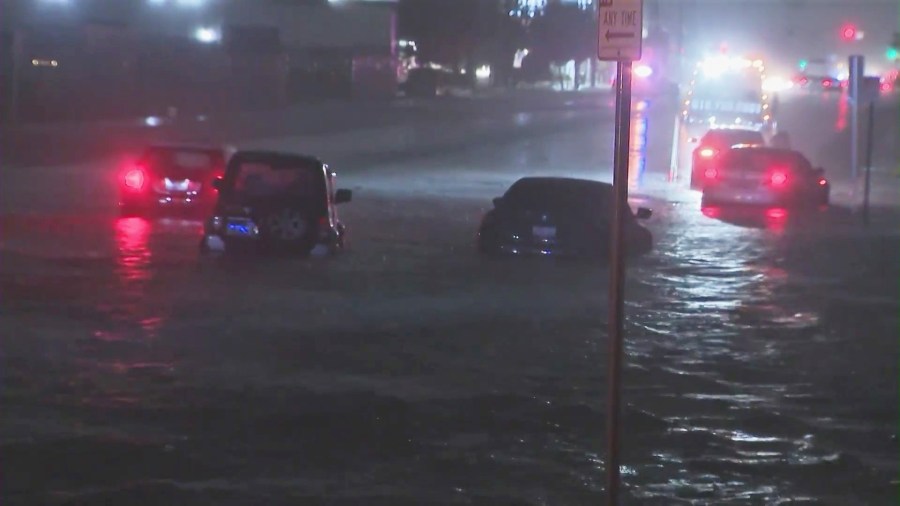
[200,151,352,256]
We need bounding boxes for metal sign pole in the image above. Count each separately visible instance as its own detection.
[862,100,874,226]
[848,55,864,180]
[606,59,633,506]
[597,0,642,502]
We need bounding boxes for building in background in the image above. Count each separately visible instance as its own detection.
[0,0,399,122]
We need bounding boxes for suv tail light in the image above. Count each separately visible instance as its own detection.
[317,216,331,241]
[124,167,146,190]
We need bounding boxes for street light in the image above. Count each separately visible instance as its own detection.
[193,26,221,44]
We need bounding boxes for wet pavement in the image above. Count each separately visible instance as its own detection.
[1,93,898,505]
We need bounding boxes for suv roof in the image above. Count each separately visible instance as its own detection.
[228,150,324,167]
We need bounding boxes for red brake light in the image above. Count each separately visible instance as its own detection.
[317,216,331,240]
[822,79,831,87]
[704,167,718,179]
[818,178,827,186]
[699,147,717,158]
[768,169,788,187]
[124,167,146,190]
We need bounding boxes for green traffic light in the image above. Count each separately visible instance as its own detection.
[799,59,808,69]
[887,47,899,60]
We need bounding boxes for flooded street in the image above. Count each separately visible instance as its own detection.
[2,94,898,505]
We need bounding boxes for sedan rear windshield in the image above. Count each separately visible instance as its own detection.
[719,150,812,173]
[144,149,219,171]
[504,180,633,219]
[704,130,765,147]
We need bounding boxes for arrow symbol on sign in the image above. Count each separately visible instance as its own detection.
[605,30,635,41]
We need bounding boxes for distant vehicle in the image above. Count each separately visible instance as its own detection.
[701,147,830,208]
[200,151,352,256]
[683,56,774,134]
[794,74,842,93]
[476,177,653,259]
[690,128,766,190]
[119,143,232,216]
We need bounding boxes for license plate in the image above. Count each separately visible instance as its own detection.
[164,178,190,191]
[532,225,557,240]
[225,219,255,237]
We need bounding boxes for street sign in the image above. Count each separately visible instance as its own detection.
[598,0,643,61]
[859,76,881,105]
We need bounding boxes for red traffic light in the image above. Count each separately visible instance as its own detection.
[841,24,857,41]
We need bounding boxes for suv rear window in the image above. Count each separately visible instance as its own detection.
[232,160,324,199]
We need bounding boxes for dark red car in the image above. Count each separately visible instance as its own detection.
[119,143,233,216]
[701,147,830,208]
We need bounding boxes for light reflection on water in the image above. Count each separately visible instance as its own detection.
[72,217,175,410]
[611,199,843,500]
[110,216,165,337]
[114,217,152,283]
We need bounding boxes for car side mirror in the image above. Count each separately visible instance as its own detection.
[492,196,503,207]
[335,188,352,204]
[635,207,652,220]
[212,177,223,191]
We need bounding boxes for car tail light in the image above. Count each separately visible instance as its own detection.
[124,167,146,190]
[698,147,717,158]
[822,79,832,88]
[767,169,788,187]
[704,167,718,180]
[317,216,330,241]
[766,207,787,219]
[818,178,827,186]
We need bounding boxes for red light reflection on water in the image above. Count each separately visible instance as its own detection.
[115,217,151,283]
[112,217,164,336]
[835,93,848,131]
[764,207,788,233]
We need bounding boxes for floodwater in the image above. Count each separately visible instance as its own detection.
[2,93,898,505]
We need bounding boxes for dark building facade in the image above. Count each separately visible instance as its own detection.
[0,0,398,122]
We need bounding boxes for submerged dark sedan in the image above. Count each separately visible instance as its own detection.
[476,177,653,259]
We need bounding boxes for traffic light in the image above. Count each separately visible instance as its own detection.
[888,47,899,60]
[798,59,808,70]
[841,24,857,41]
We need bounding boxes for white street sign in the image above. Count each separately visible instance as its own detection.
[598,0,643,62]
